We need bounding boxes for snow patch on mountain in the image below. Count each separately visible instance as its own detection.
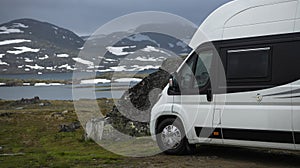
[0,39,31,46]
[106,46,136,56]
[141,46,171,56]
[58,64,75,70]
[25,64,45,70]
[0,60,9,66]
[131,65,160,70]
[126,34,159,46]
[134,56,162,62]
[0,26,24,34]
[73,58,94,66]
[12,23,29,28]
[7,46,40,55]
[104,58,118,62]
[46,67,56,71]
[101,64,160,72]
[56,53,69,58]
[24,58,34,63]
[38,55,49,60]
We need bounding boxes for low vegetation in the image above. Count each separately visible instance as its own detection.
[0,99,122,167]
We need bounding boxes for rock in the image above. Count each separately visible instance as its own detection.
[107,57,184,137]
[51,112,63,117]
[18,96,40,104]
[0,112,12,117]
[59,121,81,132]
[61,110,68,115]
[39,102,51,106]
[84,118,105,142]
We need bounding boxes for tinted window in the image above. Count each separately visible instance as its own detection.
[227,47,270,79]
[194,50,213,88]
[178,54,197,90]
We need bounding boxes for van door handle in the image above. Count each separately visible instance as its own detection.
[256,93,263,102]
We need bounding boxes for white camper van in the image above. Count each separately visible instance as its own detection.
[150,0,300,154]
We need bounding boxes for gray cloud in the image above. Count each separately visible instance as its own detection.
[0,0,231,35]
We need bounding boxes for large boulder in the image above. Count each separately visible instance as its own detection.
[106,57,185,136]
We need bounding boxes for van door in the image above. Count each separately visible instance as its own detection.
[292,81,300,149]
[172,48,217,142]
[218,45,294,149]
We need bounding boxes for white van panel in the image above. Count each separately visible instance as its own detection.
[220,84,292,131]
[222,139,294,150]
[223,20,295,40]
[189,0,297,49]
[224,1,297,28]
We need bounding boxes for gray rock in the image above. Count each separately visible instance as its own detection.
[84,118,104,142]
[59,121,81,132]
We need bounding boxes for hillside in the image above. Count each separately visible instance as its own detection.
[0,18,193,74]
[0,18,84,74]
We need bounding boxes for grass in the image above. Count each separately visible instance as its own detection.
[95,72,150,81]
[0,99,123,167]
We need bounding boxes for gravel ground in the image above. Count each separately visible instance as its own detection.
[106,145,300,168]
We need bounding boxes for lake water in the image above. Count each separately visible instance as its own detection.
[0,84,125,100]
[0,72,145,100]
[0,72,93,80]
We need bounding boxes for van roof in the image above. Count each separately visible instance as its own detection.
[189,0,298,49]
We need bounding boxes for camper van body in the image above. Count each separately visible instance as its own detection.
[150,0,300,154]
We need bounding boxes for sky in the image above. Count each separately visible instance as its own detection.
[0,0,231,36]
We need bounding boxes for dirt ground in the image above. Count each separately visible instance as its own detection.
[110,145,300,168]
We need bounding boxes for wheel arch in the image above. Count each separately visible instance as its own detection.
[155,114,185,135]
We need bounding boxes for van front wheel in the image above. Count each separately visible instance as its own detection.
[156,118,195,155]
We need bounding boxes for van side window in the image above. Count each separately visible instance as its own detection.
[178,54,197,90]
[194,50,213,88]
[226,47,271,80]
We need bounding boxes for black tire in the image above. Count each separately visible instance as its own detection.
[156,118,196,155]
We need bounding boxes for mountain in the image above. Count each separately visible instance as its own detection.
[0,18,195,74]
[80,31,193,73]
[0,18,84,74]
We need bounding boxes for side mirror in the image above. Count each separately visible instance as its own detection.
[168,73,180,95]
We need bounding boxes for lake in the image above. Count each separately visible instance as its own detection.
[0,72,145,100]
[0,84,125,100]
[0,72,93,80]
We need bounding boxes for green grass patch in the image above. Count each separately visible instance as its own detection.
[0,99,123,167]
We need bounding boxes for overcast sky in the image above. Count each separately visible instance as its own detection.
[0,0,231,36]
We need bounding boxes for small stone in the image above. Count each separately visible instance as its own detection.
[62,110,68,115]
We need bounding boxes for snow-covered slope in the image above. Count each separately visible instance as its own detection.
[0,19,193,74]
[0,18,84,74]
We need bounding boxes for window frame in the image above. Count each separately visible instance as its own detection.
[175,46,214,95]
[225,46,273,83]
